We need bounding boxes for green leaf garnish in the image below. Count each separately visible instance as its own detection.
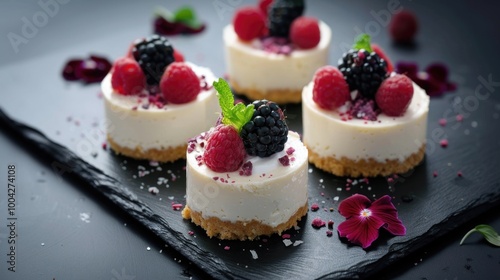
[460,224,500,247]
[213,78,254,132]
[353,33,373,52]
[154,6,202,29]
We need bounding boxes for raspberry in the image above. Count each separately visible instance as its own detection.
[160,62,201,104]
[203,125,246,172]
[173,49,185,62]
[233,7,266,41]
[389,10,418,44]
[290,16,320,49]
[240,100,288,157]
[258,0,274,17]
[375,74,414,116]
[312,66,350,110]
[371,44,394,73]
[111,57,146,95]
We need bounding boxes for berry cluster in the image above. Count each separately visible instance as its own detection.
[111,35,200,104]
[232,0,321,50]
[202,79,290,173]
[313,34,413,117]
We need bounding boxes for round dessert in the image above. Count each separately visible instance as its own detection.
[102,35,219,162]
[182,79,308,240]
[302,34,429,177]
[223,0,331,104]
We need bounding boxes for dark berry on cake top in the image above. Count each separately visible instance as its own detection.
[268,0,305,38]
[240,100,288,157]
[132,35,175,86]
[338,34,388,99]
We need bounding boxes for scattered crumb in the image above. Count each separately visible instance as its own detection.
[281,233,291,239]
[311,217,326,229]
[283,239,293,247]
[293,240,303,246]
[148,187,160,195]
[250,250,258,259]
[224,246,230,251]
[310,203,319,212]
[326,230,333,237]
[440,139,449,148]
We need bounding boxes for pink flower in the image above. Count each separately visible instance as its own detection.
[337,194,406,249]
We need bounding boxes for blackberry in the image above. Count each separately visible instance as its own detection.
[338,49,388,99]
[132,35,175,86]
[268,0,305,38]
[240,100,288,157]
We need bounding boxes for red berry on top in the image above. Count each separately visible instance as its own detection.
[111,57,146,95]
[290,16,321,49]
[233,6,266,41]
[173,49,185,62]
[258,0,274,17]
[389,10,418,44]
[203,125,246,172]
[375,74,414,116]
[312,66,350,110]
[371,44,394,73]
[160,62,200,104]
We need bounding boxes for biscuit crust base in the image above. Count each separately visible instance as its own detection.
[307,144,426,177]
[182,202,308,240]
[107,135,186,163]
[230,80,302,104]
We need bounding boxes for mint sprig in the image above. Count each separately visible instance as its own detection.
[460,224,500,247]
[154,6,203,29]
[213,78,254,132]
[353,33,373,52]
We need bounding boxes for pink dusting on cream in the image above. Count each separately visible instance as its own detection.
[239,161,253,176]
[286,147,295,155]
[311,217,326,229]
[279,155,290,166]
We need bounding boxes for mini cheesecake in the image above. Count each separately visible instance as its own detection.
[102,62,219,162]
[302,81,429,177]
[223,22,331,104]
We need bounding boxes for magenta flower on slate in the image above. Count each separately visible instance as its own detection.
[337,194,406,249]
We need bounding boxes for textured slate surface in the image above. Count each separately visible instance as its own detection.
[1,0,500,279]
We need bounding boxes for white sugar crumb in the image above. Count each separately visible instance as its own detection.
[138,165,146,171]
[319,179,324,183]
[41,243,45,246]
[336,187,342,191]
[79,212,91,223]
[250,250,258,259]
[168,196,174,200]
[149,161,159,167]
[148,186,160,194]
[471,121,478,128]
[308,168,313,173]
[367,186,372,191]
[293,240,304,246]
[294,225,301,230]
[333,196,339,201]
[146,247,151,251]
[283,239,293,247]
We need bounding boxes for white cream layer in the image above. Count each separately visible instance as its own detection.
[102,63,219,151]
[223,21,331,92]
[302,82,429,162]
[185,131,308,227]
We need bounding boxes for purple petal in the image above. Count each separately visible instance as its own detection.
[425,63,448,83]
[337,215,384,249]
[369,195,406,236]
[62,59,83,81]
[338,194,372,219]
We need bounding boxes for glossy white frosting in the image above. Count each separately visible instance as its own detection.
[223,21,331,92]
[185,131,308,227]
[302,82,429,162]
[102,62,219,150]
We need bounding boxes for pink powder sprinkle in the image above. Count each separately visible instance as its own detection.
[433,171,438,177]
[440,139,449,148]
[311,217,326,229]
[279,155,290,166]
[172,203,183,211]
[346,187,351,191]
[188,231,194,236]
[439,118,447,126]
[387,178,394,183]
[286,147,295,155]
[326,230,333,237]
[320,192,325,196]
[363,178,370,184]
[281,234,291,239]
[224,246,230,251]
[213,176,219,181]
[310,203,320,212]
[457,171,463,177]
[456,114,463,122]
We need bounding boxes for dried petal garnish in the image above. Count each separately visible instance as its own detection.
[396,61,456,96]
[337,194,406,249]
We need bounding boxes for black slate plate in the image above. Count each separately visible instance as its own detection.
[1,0,500,279]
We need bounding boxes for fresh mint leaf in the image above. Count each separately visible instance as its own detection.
[460,224,500,247]
[353,34,373,52]
[173,6,202,29]
[213,78,254,132]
